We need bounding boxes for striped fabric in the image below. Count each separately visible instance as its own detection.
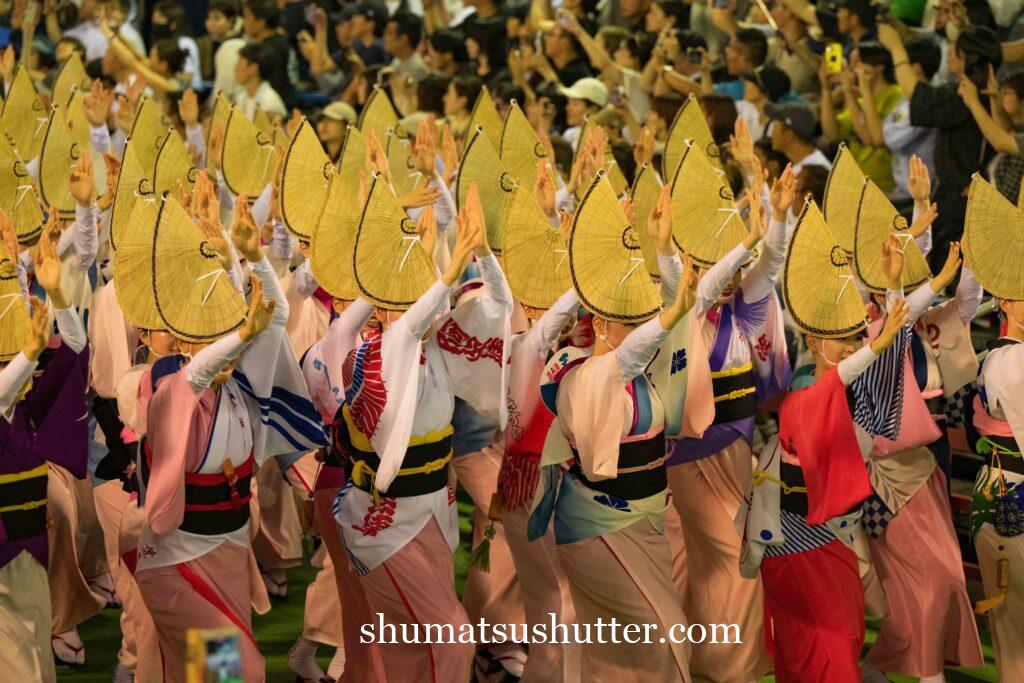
[851,326,910,439]
[763,508,837,558]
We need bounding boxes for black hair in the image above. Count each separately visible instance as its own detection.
[956,26,1003,90]
[208,0,239,20]
[492,81,525,109]
[429,29,468,62]
[243,0,280,29]
[610,140,636,186]
[653,0,688,27]
[388,10,423,48]
[450,74,484,110]
[699,93,738,147]
[962,0,997,31]
[676,29,708,53]
[549,135,574,179]
[845,2,877,29]
[905,36,941,81]
[734,28,768,68]
[153,39,188,75]
[465,17,508,71]
[854,41,894,83]
[797,164,829,206]
[153,1,192,36]
[238,42,267,78]
[418,74,449,116]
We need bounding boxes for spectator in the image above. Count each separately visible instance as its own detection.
[243,0,300,109]
[879,22,1000,266]
[700,93,739,150]
[646,0,688,34]
[716,28,770,100]
[766,101,833,173]
[417,74,451,118]
[616,0,652,33]
[52,0,107,61]
[643,29,708,97]
[105,0,147,58]
[796,163,830,205]
[198,0,241,82]
[348,2,391,68]
[465,16,508,84]
[820,41,902,194]
[452,0,506,27]
[385,11,429,82]
[426,29,468,78]
[316,101,358,163]
[736,64,792,142]
[883,37,941,206]
[151,1,203,90]
[558,76,609,149]
[105,34,187,106]
[211,4,249,102]
[233,43,288,120]
[767,0,818,96]
[444,74,484,139]
[959,71,1024,202]
[541,24,594,88]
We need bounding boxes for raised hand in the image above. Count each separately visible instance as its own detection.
[930,241,962,293]
[239,276,276,341]
[231,196,262,262]
[198,215,232,271]
[907,201,937,238]
[444,198,484,286]
[558,209,573,246]
[365,131,390,182]
[620,197,635,226]
[68,153,95,206]
[534,160,556,217]
[126,72,147,105]
[769,163,797,220]
[413,120,437,177]
[729,117,755,175]
[207,122,225,172]
[416,205,437,263]
[0,210,18,264]
[115,93,135,133]
[634,126,655,167]
[742,188,766,250]
[22,296,49,362]
[36,217,67,307]
[399,184,441,209]
[465,182,489,256]
[177,88,199,127]
[907,155,931,205]
[660,253,698,329]
[83,79,114,128]
[646,184,674,256]
[880,233,905,289]
[871,299,910,355]
[439,124,459,185]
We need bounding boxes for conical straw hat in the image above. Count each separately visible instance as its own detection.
[568,171,662,322]
[64,89,92,152]
[1017,174,1024,211]
[528,0,555,26]
[467,86,503,153]
[499,100,553,191]
[207,91,231,162]
[668,140,745,267]
[662,94,721,180]
[52,53,90,109]
[0,257,30,361]
[964,174,1024,300]
[574,120,627,198]
[129,95,172,173]
[113,194,164,330]
[0,64,47,161]
[385,128,419,196]
[502,183,571,308]
[456,126,515,253]
[358,87,402,149]
[151,193,247,341]
[336,124,366,183]
[782,200,868,338]
[253,105,274,138]
[280,118,333,242]
[38,105,82,219]
[152,128,197,197]
[629,163,663,280]
[853,178,931,294]
[109,138,152,252]
[353,173,435,310]
[822,144,866,254]
[221,106,279,201]
[0,130,44,243]
[311,177,361,300]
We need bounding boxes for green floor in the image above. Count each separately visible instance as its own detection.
[60,498,1001,682]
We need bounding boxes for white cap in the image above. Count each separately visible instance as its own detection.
[558,77,609,108]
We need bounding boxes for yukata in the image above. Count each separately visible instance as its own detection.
[0,308,89,683]
[135,257,325,683]
[666,216,791,682]
[331,255,512,682]
[969,336,1024,681]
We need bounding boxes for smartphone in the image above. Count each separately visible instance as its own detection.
[824,42,843,74]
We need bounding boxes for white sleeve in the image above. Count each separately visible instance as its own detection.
[475,253,513,311]
[430,175,456,232]
[89,124,112,154]
[0,353,38,420]
[269,221,293,262]
[186,124,206,169]
[251,183,274,230]
[249,255,289,328]
[658,251,682,303]
[398,279,450,339]
[54,307,86,354]
[554,186,575,214]
[903,282,936,324]
[294,260,318,298]
[743,216,787,301]
[911,202,932,258]
[70,204,100,269]
[527,288,579,358]
[955,267,983,325]
[695,242,752,317]
[184,332,249,393]
[837,344,879,386]
[614,316,671,383]
[16,260,29,304]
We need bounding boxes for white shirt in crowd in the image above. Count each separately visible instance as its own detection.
[233,80,288,120]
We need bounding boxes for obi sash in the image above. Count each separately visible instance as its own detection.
[569,431,668,501]
[0,464,48,541]
[711,362,758,425]
[340,406,453,498]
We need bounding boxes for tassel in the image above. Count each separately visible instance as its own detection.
[467,522,496,573]
[975,557,1010,614]
[222,459,244,512]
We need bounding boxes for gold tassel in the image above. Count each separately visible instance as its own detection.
[975,557,1010,614]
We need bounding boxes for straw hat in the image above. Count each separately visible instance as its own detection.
[353,172,435,309]
[964,174,1024,300]
[279,118,333,242]
[130,96,173,173]
[568,171,662,323]
[629,163,663,280]
[499,100,552,191]
[152,128,197,198]
[221,106,279,201]
[668,140,745,267]
[662,94,721,180]
[151,193,247,341]
[385,128,419,196]
[853,178,931,294]
[502,183,571,309]
[64,89,93,153]
[0,65,47,161]
[113,194,164,330]
[574,120,627,198]
[0,258,30,362]
[358,86,402,150]
[52,53,91,108]
[467,85,504,153]
[208,92,231,162]
[311,177,361,300]
[822,144,866,254]
[456,126,515,253]
[109,139,152,252]
[0,131,44,243]
[337,123,366,185]
[782,200,868,338]
[38,105,82,219]
[253,105,274,139]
